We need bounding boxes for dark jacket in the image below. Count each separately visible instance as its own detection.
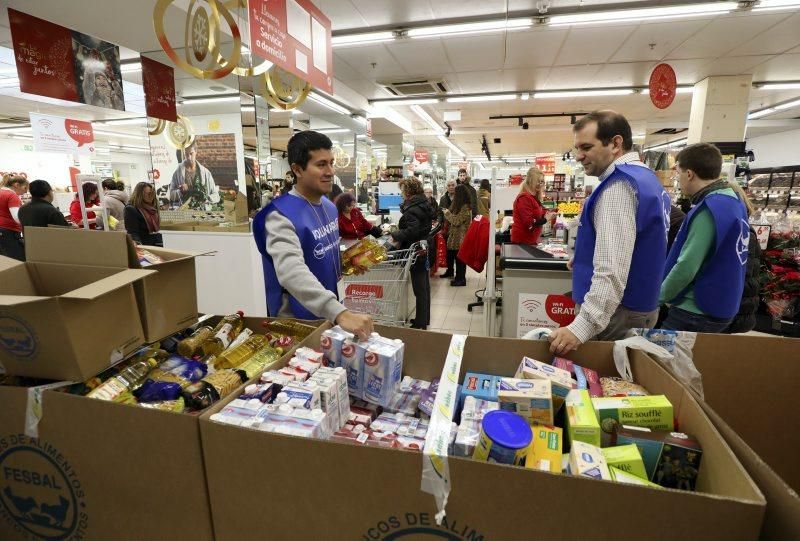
[667,205,686,251]
[124,205,162,246]
[438,193,452,223]
[392,194,433,249]
[726,226,762,333]
[18,199,69,230]
[426,196,439,217]
[463,182,479,217]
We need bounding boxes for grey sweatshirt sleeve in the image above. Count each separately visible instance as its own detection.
[264,210,348,323]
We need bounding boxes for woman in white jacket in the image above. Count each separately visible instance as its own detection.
[101,178,129,231]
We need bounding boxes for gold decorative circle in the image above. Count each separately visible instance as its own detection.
[261,66,311,111]
[165,115,195,149]
[332,146,351,168]
[191,6,210,62]
[148,117,167,136]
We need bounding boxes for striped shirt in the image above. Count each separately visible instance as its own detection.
[567,152,645,343]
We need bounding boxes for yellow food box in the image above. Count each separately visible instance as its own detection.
[609,466,662,488]
[565,389,601,447]
[569,441,611,481]
[525,425,563,474]
[498,378,553,425]
[515,357,576,409]
[602,444,648,480]
[592,395,674,446]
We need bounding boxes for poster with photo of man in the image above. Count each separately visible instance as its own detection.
[71,32,125,111]
[167,134,239,210]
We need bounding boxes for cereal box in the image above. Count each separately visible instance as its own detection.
[565,389,601,448]
[569,441,611,481]
[498,378,553,425]
[602,444,648,480]
[615,426,703,490]
[592,395,673,446]
[609,467,662,488]
[516,357,575,407]
[525,425,563,474]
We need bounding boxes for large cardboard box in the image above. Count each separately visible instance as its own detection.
[0,257,151,381]
[0,316,323,541]
[24,227,200,343]
[200,327,766,540]
[674,334,800,539]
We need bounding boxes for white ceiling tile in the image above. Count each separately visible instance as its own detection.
[333,45,408,79]
[500,67,551,91]
[554,25,637,66]
[346,0,434,28]
[332,56,363,82]
[389,40,454,78]
[543,65,602,89]
[456,70,510,94]
[443,34,506,72]
[750,53,800,81]
[660,58,714,85]
[429,0,508,20]
[314,0,369,31]
[343,79,386,100]
[696,55,774,79]
[727,13,800,57]
[504,29,569,69]
[610,20,709,63]
[590,62,657,87]
[665,13,785,61]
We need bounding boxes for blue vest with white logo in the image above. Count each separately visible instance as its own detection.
[664,192,748,319]
[573,163,670,313]
[253,193,340,320]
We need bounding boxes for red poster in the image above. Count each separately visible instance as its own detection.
[141,56,177,122]
[535,155,556,175]
[414,150,429,164]
[649,63,677,110]
[248,0,334,94]
[8,8,79,102]
[345,284,384,299]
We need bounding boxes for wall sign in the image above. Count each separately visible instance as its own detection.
[649,63,677,110]
[31,113,95,156]
[517,294,576,338]
[141,56,177,122]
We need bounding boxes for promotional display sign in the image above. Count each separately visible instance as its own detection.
[414,150,429,164]
[649,63,677,110]
[516,293,575,338]
[9,8,125,111]
[753,224,771,251]
[141,56,177,122]
[30,113,95,156]
[534,155,556,175]
[248,0,334,94]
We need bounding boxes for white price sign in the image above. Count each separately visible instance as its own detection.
[753,224,771,251]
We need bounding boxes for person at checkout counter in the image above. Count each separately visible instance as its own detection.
[253,131,374,340]
[549,111,670,354]
[511,166,557,245]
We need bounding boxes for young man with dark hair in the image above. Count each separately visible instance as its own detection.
[253,131,373,339]
[457,168,479,217]
[659,143,748,332]
[18,179,69,229]
[550,110,670,354]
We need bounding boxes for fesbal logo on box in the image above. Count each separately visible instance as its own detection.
[362,512,484,540]
[0,315,38,360]
[0,434,88,540]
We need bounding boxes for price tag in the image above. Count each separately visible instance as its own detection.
[753,224,771,251]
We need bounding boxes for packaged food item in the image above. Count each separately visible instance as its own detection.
[342,337,368,397]
[240,382,277,403]
[362,340,404,407]
[601,444,647,480]
[417,378,439,417]
[177,326,215,358]
[276,381,322,410]
[526,425,563,474]
[569,441,611,481]
[223,328,255,353]
[515,357,576,408]
[136,247,164,266]
[316,366,350,423]
[460,372,501,407]
[341,236,388,275]
[609,467,662,488]
[599,377,650,397]
[264,320,318,339]
[294,346,325,364]
[320,326,353,368]
[565,390,601,448]
[615,427,703,490]
[87,358,159,402]
[260,370,296,387]
[213,334,267,369]
[308,373,342,432]
[592,395,674,446]
[203,311,246,356]
[498,378,553,425]
[233,346,283,381]
[553,358,603,398]
[472,410,533,465]
[138,398,186,413]
[253,404,330,439]
[182,370,243,411]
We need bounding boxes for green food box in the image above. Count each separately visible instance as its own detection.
[602,444,648,480]
[609,466,662,488]
[592,395,673,446]
[565,389,601,448]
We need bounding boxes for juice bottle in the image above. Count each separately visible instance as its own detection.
[177,326,214,357]
[88,358,159,401]
[213,334,269,370]
[182,370,243,411]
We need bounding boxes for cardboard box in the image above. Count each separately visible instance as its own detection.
[24,227,201,343]
[200,328,766,540]
[0,256,151,381]
[592,395,674,445]
[526,425,563,474]
[602,444,648,480]
[565,389,601,448]
[0,316,324,541]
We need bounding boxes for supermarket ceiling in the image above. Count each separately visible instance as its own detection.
[0,0,798,158]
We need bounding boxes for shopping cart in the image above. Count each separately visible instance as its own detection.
[341,241,423,326]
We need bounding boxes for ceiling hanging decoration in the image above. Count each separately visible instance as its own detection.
[165,115,196,149]
[260,66,312,111]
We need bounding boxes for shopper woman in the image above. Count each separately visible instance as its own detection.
[0,175,28,260]
[69,182,101,229]
[511,167,555,245]
[478,179,491,212]
[101,178,129,231]
[124,182,162,246]
[337,192,382,239]
[438,179,457,277]
[443,184,472,287]
[725,183,762,334]
[391,178,433,328]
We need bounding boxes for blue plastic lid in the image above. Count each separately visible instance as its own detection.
[481,410,533,450]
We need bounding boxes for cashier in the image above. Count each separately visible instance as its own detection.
[253,131,373,339]
[511,166,556,245]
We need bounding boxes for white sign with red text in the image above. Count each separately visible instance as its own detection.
[30,112,95,156]
[517,293,576,338]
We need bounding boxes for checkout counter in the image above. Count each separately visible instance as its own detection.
[499,243,573,338]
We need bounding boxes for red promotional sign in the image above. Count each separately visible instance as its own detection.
[534,155,556,175]
[64,119,94,147]
[545,295,576,327]
[141,56,177,122]
[414,150,429,164]
[345,284,384,299]
[8,8,79,102]
[366,118,373,138]
[248,0,334,94]
[649,63,677,110]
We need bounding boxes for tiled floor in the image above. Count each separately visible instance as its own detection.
[426,266,496,336]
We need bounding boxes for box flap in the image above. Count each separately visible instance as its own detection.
[0,295,51,307]
[0,255,26,272]
[144,247,211,266]
[60,269,155,301]
[24,227,131,267]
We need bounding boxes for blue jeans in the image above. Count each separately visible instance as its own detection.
[662,307,732,333]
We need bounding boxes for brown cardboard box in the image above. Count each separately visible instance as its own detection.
[0,316,324,541]
[192,223,251,233]
[0,257,151,381]
[675,334,800,539]
[24,227,201,343]
[200,327,766,540]
[160,220,201,232]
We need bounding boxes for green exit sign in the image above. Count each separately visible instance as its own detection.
[22,144,33,151]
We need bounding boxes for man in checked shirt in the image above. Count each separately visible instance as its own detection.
[550,111,670,354]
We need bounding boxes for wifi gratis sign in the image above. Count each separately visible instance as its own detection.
[517,294,576,338]
[30,113,95,156]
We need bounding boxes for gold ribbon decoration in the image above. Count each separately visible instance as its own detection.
[213,0,274,77]
[332,145,351,168]
[153,0,242,80]
[148,117,167,136]
[260,66,311,111]
[165,115,196,149]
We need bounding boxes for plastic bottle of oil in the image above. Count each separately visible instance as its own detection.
[233,346,283,381]
[177,326,214,357]
[88,358,159,401]
[213,334,269,370]
[202,312,246,356]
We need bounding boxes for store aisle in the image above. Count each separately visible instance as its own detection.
[427,266,495,336]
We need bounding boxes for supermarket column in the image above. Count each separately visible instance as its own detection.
[686,75,751,144]
[253,130,373,339]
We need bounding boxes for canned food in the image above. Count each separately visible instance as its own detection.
[472,410,533,466]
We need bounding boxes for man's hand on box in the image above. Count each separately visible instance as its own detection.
[548,327,581,355]
[336,310,374,341]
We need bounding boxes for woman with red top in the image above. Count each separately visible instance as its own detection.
[0,175,29,261]
[336,192,382,239]
[69,182,102,229]
[511,167,556,245]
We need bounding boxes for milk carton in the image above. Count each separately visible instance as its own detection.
[317,366,350,422]
[309,374,343,432]
[320,326,353,368]
[498,378,553,425]
[276,381,321,410]
[294,346,325,365]
[362,340,403,407]
[341,337,369,398]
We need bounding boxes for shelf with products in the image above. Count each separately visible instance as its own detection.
[746,167,800,213]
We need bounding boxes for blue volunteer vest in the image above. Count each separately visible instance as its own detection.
[664,192,748,319]
[253,193,340,320]
[573,163,670,313]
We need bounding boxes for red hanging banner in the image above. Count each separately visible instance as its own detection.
[649,63,677,110]
[141,56,177,122]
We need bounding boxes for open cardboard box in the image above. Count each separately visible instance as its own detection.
[668,333,800,539]
[24,227,201,343]
[0,316,323,540]
[200,326,766,540]
[0,256,150,381]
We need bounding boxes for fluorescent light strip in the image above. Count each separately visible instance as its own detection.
[100,118,146,126]
[317,128,350,134]
[381,97,440,105]
[446,94,517,103]
[93,130,148,141]
[748,108,777,119]
[775,98,800,111]
[407,18,532,38]
[548,2,736,26]
[180,95,241,105]
[410,105,444,134]
[535,89,634,99]
[120,62,141,73]
[307,92,350,115]
[752,0,800,12]
[332,31,395,46]
[758,83,800,90]
[646,138,687,151]
[10,134,32,140]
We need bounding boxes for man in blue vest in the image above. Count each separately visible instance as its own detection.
[550,111,670,354]
[253,131,373,339]
[660,143,748,332]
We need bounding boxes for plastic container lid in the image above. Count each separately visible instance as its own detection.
[481,410,533,450]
